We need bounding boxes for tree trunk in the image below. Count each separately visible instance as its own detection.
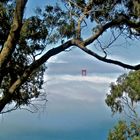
[0,0,27,75]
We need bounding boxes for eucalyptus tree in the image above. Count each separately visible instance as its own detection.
[106,70,140,139]
[0,0,140,113]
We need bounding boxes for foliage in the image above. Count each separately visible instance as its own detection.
[0,0,79,112]
[106,70,140,140]
[108,120,140,140]
[0,0,140,113]
[0,1,14,46]
[105,70,140,114]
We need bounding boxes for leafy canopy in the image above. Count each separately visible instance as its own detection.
[106,70,140,114]
[106,70,140,140]
[0,0,140,113]
[108,120,140,140]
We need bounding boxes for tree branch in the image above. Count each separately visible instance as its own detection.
[84,15,140,46]
[0,40,73,112]
[1,3,140,113]
[0,0,28,69]
[77,44,140,70]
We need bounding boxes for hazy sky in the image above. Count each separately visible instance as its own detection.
[0,0,140,140]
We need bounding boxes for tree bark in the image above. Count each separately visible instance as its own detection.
[0,0,27,70]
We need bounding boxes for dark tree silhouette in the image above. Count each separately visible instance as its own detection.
[0,0,140,113]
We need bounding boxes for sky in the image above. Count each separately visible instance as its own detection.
[0,0,140,140]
